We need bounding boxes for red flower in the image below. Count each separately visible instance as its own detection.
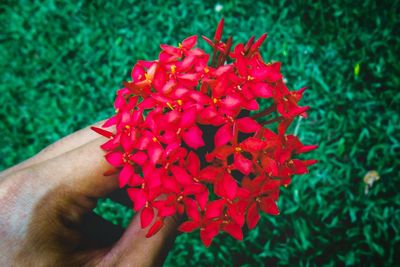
[94,19,317,247]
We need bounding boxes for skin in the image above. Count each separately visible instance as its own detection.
[0,122,178,266]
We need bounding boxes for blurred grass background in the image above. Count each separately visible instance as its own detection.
[1,0,399,266]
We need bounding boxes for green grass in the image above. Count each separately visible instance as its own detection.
[1,0,399,266]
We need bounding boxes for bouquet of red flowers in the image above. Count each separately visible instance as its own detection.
[92,19,317,247]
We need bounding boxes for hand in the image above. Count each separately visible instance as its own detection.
[0,122,178,266]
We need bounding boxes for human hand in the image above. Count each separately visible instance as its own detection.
[0,122,178,266]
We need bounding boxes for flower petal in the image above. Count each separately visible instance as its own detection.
[221,173,238,200]
[214,124,233,147]
[222,222,243,240]
[170,165,193,185]
[234,154,253,175]
[200,220,220,247]
[105,151,124,167]
[236,117,260,133]
[182,125,205,149]
[119,164,134,188]
[246,202,260,229]
[186,151,200,176]
[182,35,198,49]
[260,198,280,215]
[251,82,273,98]
[179,221,199,233]
[141,207,154,228]
[240,137,266,152]
[180,107,196,129]
[205,199,226,219]
[146,218,164,238]
[127,188,147,211]
[183,198,200,222]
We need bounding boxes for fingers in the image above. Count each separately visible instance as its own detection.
[37,137,119,198]
[100,213,179,267]
[0,120,108,179]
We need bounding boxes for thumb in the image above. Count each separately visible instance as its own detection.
[99,212,180,266]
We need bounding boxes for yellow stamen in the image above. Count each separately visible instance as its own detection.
[144,73,151,83]
[171,65,176,74]
[152,137,158,142]
[247,75,254,81]
[204,67,209,73]
[166,102,174,110]
[213,98,218,104]
[177,99,183,106]
[177,195,183,202]
[235,146,242,153]
[178,43,183,49]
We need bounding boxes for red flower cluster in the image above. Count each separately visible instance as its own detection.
[92,19,317,247]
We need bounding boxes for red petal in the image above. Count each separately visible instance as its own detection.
[240,137,266,152]
[141,207,154,228]
[296,145,318,154]
[261,179,281,192]
[236,117,260,133]
[234,154,253,175]
[182,35,198,49]
[200,221,220,247]
[132,151,148,165]
[182,126,205,149]
[148,143,163,165]
[243,99,259,110]
[228,205,245,226]
[186,151,200,176]
[160,44,180,55]
[183,198,200,222]
[146,218,164,238]
[128,173,143,186]
[199,166,220,182]
[221,173,238,200]
[221,95,241,109]
[222,223,243,240]
[205,199,226,219]
[246,202,260,229]
[250,33,267,52]
[162,176,181,193]
[171,165,193,185]
[251,82,273,98]
[179,221,199,233]
[102,116,117,128]
[91,126,113,138]
[260,198,280,215]
[127,188,147,211]
[183,183,204,195]
[119,164,134,188]
[214,124,233,147]
[180,107,196,129]
[103,168,118,176]
[105,151,124,167]
[196,189,209,211]
[214,18,224,41]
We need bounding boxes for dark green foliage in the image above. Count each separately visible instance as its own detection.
[1,0,399,265]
